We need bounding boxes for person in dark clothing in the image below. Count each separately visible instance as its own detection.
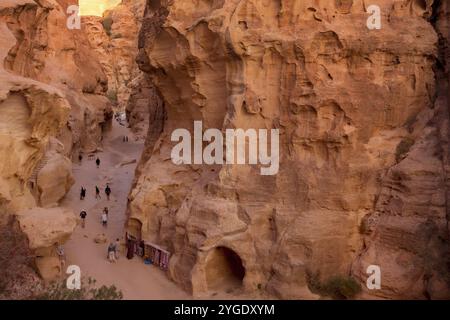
[105,184,111,200]
[95,186,101,199]
[96,157,100,168]
[79,211,87,228]
[80,187,86,200]
[78,153,83,163]
[126,240,134,260]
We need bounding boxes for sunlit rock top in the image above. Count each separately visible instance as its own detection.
[79,0,121,16]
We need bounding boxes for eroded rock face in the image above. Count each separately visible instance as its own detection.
[0,0,114,212]
[2,0,113,157]
[0,0,113,284]
[16,207,76,280]
[36,138,75,208]
[0,75,71,216]
[352,0,450,300]
[128,0,450,299]
[83,0,146,110]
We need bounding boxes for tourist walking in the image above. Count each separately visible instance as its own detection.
[80,187,86,200]
[78,153,83,163]
[101,211,108,227]
[107,242,116,263]
[105,184,111,201]
[95,186,101,199]
[79,210,87,228]
[96,157,101,168]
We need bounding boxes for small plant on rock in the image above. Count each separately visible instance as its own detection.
[102,16,114,36]
[395,137,415,162]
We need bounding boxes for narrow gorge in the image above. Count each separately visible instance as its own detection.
[0,0,449,300]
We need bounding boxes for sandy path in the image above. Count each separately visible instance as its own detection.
[61,120,190,300]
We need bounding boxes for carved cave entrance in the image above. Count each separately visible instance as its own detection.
[205,247,245,292]
[127,218,142,240]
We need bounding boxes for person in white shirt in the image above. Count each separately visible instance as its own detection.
[101,212,108,227]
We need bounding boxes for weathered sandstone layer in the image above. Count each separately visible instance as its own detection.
[16,207,77,280]
[0,0,112,283]
[83,0,146,112]
[352,0,450,299]
[127,0,450,299]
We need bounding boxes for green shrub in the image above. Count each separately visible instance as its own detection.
[322,276,362,299]
[33,277,123,300]
[306,270,322,294]
[359,218,370,235]
[107,89,118,103]
[102,16,114,36]
[395,137,415,162]
[404,113,418,133]
[306,271,362,300]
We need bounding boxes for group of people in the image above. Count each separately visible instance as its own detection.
[81,184,111,201]
[77,153,100,168]
[74,148,124,266]
[96,184,112,200]
[79,206,110,229]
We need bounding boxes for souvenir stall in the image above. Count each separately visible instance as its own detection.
[125,232,144,259]
[143,241,170,271]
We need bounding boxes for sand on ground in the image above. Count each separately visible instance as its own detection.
[61,119,190,300]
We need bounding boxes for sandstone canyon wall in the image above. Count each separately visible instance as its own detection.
[127,0,450,299]
[0,0,113,292]
[82,0,146,111]
[0,0,448,300]
[80,0,157,138]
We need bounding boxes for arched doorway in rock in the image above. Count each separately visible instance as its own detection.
[127,218,142,240]
[205,246,245,292]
